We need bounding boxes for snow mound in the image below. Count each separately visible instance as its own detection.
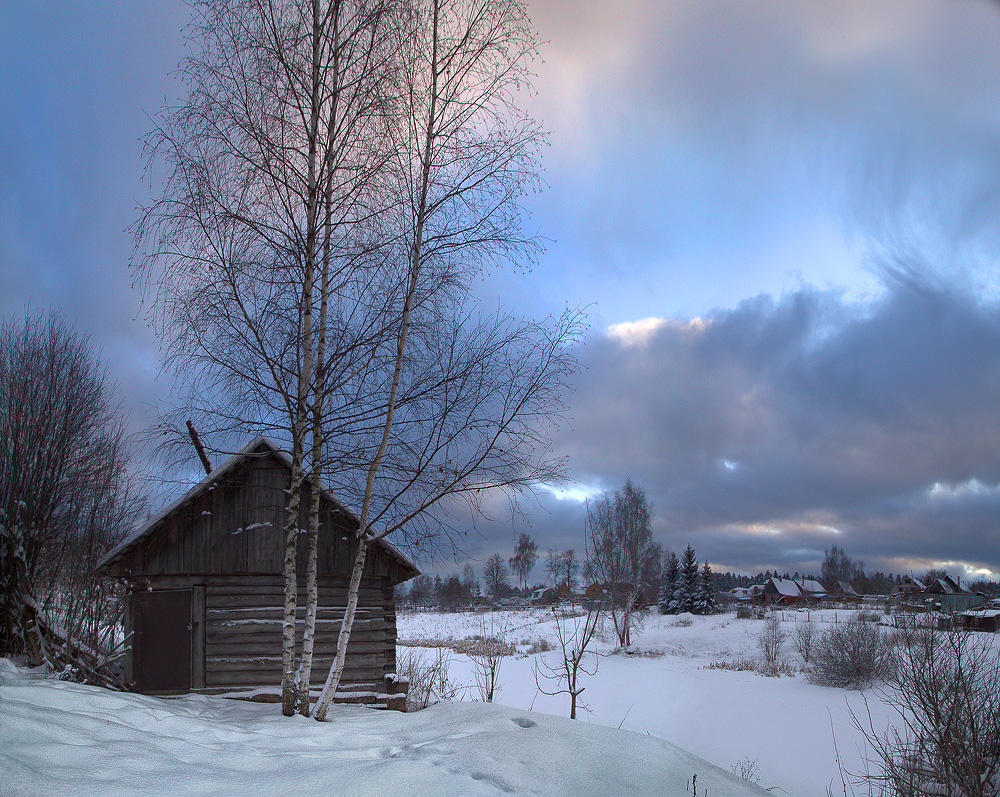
[0,667,767,796]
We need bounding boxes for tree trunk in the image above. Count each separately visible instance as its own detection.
[313,534,368,721]
[280,463,303,716]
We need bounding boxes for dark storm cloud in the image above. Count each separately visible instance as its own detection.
[518,0,1000,323]
[558,270,1000,577]
[0,3,188,441]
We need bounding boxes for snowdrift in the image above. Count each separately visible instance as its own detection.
[0,662,766,796]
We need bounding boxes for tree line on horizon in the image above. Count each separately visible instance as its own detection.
[396,539,1000,610]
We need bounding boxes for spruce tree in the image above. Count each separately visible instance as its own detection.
[678,545,699,614]
[659,551,679,614]
[696,560,715,614]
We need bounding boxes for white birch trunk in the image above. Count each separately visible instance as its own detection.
[312,533,368,721]
[283,0,323,717]
[280,457,303,716]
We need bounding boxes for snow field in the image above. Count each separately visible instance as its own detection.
[398,607,903,796]
[0,648,767,796]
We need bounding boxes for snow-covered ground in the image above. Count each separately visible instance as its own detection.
[0,647,766,796]
[0,608,909,795]
[398,607,901,796]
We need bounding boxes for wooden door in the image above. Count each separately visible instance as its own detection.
[132,589,192,692]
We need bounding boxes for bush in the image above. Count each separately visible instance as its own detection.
[793,618,815,663]
[810,614,893,688]
[855,628,1000,797]
[396,648,462,711]
[758,616,785,664]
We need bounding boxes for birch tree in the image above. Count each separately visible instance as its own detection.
[509,532,537,590]
[313,0,572,719]
[585,479,653,647]
[137,0,578,721]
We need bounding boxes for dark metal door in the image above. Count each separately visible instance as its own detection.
[133,589,192,692]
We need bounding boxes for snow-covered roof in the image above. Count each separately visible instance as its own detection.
[766,578,801,597]
[797,579,826,595]
[98,436,416,574]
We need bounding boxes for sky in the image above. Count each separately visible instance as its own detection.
[4,0,1000,583]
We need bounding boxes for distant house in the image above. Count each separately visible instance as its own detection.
[582,583,604,601]
[956,608,1000,633]
[826,581,861,602]
[894,576,927,597]
[796,579,827,602]
[530,586,558,605]
[762,578,802,606]
[98,437,418,708]
[923,577,984,612]
[923,576,963,595]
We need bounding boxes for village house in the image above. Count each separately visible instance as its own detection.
[761,577,803,606]
[98,437,418,709]
[893,575,926,596]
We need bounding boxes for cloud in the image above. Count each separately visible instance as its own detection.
[556,270,1000,578]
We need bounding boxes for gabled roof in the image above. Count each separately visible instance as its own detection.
[99,436,416,575]
[765,578,801,597]
[797,579,826,595]
[925,575,963,594]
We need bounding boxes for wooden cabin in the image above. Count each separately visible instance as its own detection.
[762,577,802,606]
[98,437,418,708]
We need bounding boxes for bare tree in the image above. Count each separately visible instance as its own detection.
[0,312,143,682]
[853,626,1000,797]
[509,532,537,591]
[545,548,562,587]
[138,0,577,722]
[310,0,581,721]
[758,615,785,665]
[585,479,653,647]
[482,553,510,598]
[793,616,815,664]
[821,544,864,590]
[534,602,602,719]
[558,549,579,594]
[466,613,515,702]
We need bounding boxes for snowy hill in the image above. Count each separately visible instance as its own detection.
[0,658,767,796]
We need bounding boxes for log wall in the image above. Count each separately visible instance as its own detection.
[129,574,397,691]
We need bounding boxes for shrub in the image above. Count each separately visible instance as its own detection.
[731,757,761,785]
[758,616,785,664]
[397,648,462,711]
[810,614,893,689]
[756,659,796,677]
[704,658,756,672]
[525,638,553,654]
[794,617,815,663]
[854,628,1000,797]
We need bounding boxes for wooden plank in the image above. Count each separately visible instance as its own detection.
[191,585,206,689]
[205,578,384,595]
[205,658,384,675]
[205,589,384,606]
[206,607,380,622]
[204,633,389,650]
[206,634,389,652]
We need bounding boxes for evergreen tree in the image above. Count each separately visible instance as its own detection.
[695,561,715,614]
[659,551,679,614]
[678,545,699,614]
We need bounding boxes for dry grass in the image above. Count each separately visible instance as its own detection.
[704,657,756,672]
[703,657,796,677]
